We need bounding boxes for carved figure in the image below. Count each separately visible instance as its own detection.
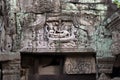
[45,21,77,48]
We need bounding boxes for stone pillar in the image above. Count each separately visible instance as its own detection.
[33,59,39,80]
[2,60,20,80]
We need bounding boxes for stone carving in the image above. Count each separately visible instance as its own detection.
[64,56,96,74]
[29,14,46,28]
[0,0,5,52]
[5,35,12,51]
[53,0,60,12]
[20,14,47,50]
[0,16,5,52]
[45,20,77,48]
[98,73,110,80]
[97,57,115,76]
[111,40,120,55]
[0,0,17,52]
[19,0,54,13]
[0,0,119,80]
[1,0,111,63]
[18,0,104,52]
[110,31,120,55]
[2,61,20,80]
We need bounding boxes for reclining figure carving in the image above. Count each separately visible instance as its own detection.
[45,23,76,42]
[45,21,77,48]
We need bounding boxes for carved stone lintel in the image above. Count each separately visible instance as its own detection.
[64,56,96,74]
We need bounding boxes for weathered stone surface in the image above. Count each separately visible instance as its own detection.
[21,47,95,53]
[97,57,115,73]
[105,12,120,32]
[0,0,119,79]
[0,0,111,56]
[18,0,54,13]
[64,56,96,74]
[98,73,111,80]
[5,35,12,51]
[103,12,120,56]
[111,77,120,80]
[2,60,20,80]
[0,16,5,52]
[0,53,20,61]
[110,31,120,56]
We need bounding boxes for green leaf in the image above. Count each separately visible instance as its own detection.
[113,0,120,8]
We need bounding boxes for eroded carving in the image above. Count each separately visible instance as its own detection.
[110,31,120,55]
[64,56,96,74]
[19,0,54,13]
[45,20,77,48]
[19,0,102,52]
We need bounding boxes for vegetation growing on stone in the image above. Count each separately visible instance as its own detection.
[113,0,120,8]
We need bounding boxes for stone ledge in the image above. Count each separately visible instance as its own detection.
[20,48,95,53]
[2,70,20,75]
[0,52,20,61]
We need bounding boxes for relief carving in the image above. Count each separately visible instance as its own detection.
[0,0,109,52]
[110,31,120,55]
[19,0,101,52]
[45,20,77,48]
[19,0,54,13]
[64,56,96,74]
[111,40,120,55]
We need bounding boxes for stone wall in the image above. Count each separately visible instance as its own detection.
[0,0,119,80]
[10,0,109,53]
[2,60,20,80]
[0,0,112,54]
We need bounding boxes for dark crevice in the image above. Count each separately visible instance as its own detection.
[111,67,120,78]
[0,63,3,80]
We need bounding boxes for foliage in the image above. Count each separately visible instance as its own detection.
[113,0,120,8]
